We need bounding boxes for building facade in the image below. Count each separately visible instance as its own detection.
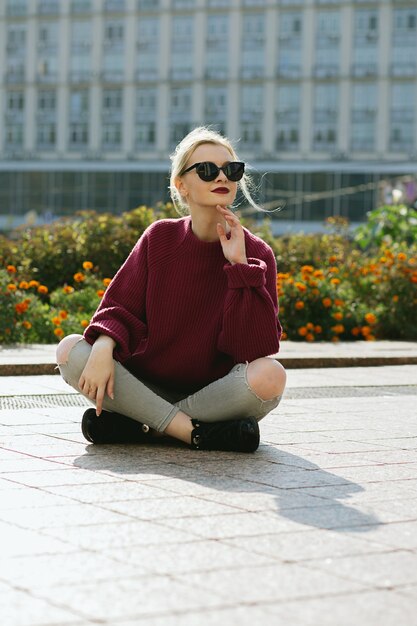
[1,0,417,231]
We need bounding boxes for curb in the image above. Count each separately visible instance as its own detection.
[1,355,417,376]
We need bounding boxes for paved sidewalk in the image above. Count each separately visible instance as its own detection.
[0,360,416,625]
[1,340,417,375]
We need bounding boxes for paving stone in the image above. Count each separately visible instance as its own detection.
[40,480,171,504]
[0,587,83,626]
[0,468,123,488]
[174,563,368,604]
[35,576,228,622]
[303,549,417,589]
[0,520,77,558]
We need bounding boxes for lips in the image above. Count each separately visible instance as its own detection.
[212,188,229,194]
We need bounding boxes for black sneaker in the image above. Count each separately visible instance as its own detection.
[190,417,260,453]
[81,408,153,444]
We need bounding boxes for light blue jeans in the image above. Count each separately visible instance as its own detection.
[58,338,281,432]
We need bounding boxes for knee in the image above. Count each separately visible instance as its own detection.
[246,358,286,401]
[55,334,83,365]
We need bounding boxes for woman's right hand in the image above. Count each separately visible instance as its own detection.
[78,335,116,416]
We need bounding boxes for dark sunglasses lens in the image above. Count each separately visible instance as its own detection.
[196,162,218,181]
[225,162,245,181]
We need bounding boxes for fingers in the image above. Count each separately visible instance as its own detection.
[216,205,241,230]
[95,385,105,417]
[106,373,115,401]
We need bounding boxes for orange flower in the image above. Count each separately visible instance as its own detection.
[329,256,338,263]
[97,289,105,297]
[306,333,315,342]
[281,331,288,340]
[7,265,17,273]
[314,325,322,334]
[63,285,74,294]
[295,282,307,292]
[331,336,340,343]
[73,272,85,282]
[365,334,376,341]
[397,253,407,262]
[334,299,344,307]
[364,313,377,325]
[330,278,340,285]
[306,322,314,330]
[351,327,361,336]
[22,321,32,329]
[80,320,89,328]
[380,257,387,264]
[19,281,29,289]
[301,265,314,274]
[37,285,48,294]
[331,324,345,334]
[329,267,339,274]
[312,288,320,296]
[59,310,68,319]
[308,279,318,287]
[333,312,343,321]
[54,328,64,337]
[7,284,17,292]
[103,278,112,287]
[52,317,61,325]
[15,302,29,314]
[361,326,372,337]
[82,261,93,270]
[411,275,417,284]
[28,280,40,288]
[392,295,399,303]
[322,297,332,308]
[298,326,308,336]
[295,301,305,310]
[313,270,324,278]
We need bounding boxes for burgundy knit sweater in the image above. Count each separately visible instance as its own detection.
[83,216,282,393]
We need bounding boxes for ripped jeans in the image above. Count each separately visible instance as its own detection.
[58,338,282,433]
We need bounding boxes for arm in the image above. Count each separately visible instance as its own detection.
[217,246,282,363]
[78,334,116,416]
[83,230,149,362]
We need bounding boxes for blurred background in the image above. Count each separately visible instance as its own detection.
[1,0,417,234]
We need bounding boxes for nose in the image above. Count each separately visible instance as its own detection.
[215,167,227,183]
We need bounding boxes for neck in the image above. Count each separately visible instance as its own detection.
[189,207,226,242]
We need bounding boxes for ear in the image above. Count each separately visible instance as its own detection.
[174,176,188,198]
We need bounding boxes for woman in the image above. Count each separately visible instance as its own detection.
[56,127,286,452]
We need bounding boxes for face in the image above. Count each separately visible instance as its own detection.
[176,143,239,213]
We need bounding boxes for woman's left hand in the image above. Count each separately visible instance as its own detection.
[216,205,248,265]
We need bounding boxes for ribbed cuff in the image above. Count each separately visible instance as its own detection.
[223,258,267,289]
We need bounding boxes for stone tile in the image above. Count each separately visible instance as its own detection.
[174,563,367,605]
[44,519,192,550]
[100,494,243,520]
[0,502,130,530]
[0,587,83,626]
[223,529,391,563]
[104,538,276,575]
[0,488,75,510]
[35,576,228,622]
[0,468,123,488]
[41,480,171,504]
[3,551,142,589]
[303,550,417,588]
[263,589,417,626]
[344,520,417,550]
[0,521,76,557]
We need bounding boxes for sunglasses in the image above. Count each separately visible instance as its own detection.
[182,161,245,182]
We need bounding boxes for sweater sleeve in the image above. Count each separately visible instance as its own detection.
[217,245,282,363]
[83,231,149,362]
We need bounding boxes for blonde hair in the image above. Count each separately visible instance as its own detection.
[169,126,262,215]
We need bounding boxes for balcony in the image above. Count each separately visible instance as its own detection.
[170,68,194,80]
[137,0,160,10]
[37,0,60,15]
[240,66,264,80]
[351,139,375,152]
[101,70,125,83]
[351,63,378,77]
[104,0,125,11]
[352,109,376,122]
[6,3,27,17]
[70,0,92,14]
[5,70,25,84]
[69,70,94,83]
[391,109,414,123]
[276,65,301,79]
[135,68,159,81]
[36,72,58,84]
[390,62,417,77]
[313,64,339,78]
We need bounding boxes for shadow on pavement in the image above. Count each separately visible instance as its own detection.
[72,441,381,534]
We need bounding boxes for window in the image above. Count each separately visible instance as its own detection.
[136,17,160,80]
[276,85,300,151]
[390,83,415,152]
[277,12,303,78]
[240,85,263,149]
[352,9,379,76]
[241,13,265,78]
[206,15,229,79]
[170,87,192,146]
[314,10,340,77]
[136,87,157,150]
[171,16,194,80]
[351,83,377,151]
[313,84,338,150]
[204,86,227,134]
